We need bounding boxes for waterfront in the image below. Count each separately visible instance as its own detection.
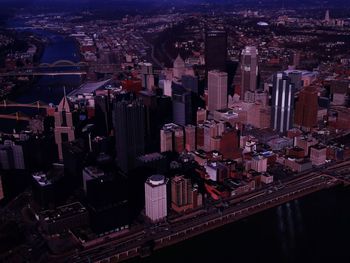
[130,186,350,263]
[0,18,82,133]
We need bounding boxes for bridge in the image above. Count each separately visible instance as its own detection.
[0,100,51,110]
[0,112,32,121]
[0,60,89,77]
[37,60,89,68]
[0,71,87,77]
[0,100,55,121]
[0,60,128,77]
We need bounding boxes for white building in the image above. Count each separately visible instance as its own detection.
[208,70,228,112]
[251,156,268,173]
[145,175,169,222]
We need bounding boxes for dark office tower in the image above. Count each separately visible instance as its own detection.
[172,86,192,126]
[113,99,145,172]
[22,135,58,171]
[83,167,129,234]
[288,71,302,91]
[139,91,173,153]
[182,75,199,94]
[94,95,111,136]
[205,30,227,73]
[271,73,295,133]
[295,86,318,130]
[62,139,85,185]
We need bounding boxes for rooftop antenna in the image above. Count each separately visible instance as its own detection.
[63,86,66,97]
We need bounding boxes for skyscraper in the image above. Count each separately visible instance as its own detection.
[172,87,192,126]
[182,75,199,94]
[271,73,295,133]
[294,86,318,130]
[113,99,145,172]
[208,70,228,112]
[145,174,168,222]
[139,62,154,91]
[241,46,258,102]
[160,123,184,153]
[0,140,25,170]
[325,10,330,22]
[185,125,196,152]
[54,95,75,160]
[173,54,185,82]
[219,127,240,159]
[205,30,227,73]
[171,175,192,212]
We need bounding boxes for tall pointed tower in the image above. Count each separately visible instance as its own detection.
[54,90,75,160]
[173,54,185,81]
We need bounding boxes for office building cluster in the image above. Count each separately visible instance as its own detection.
[1,10,350,260]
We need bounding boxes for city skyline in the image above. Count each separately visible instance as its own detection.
[0,1,350,263]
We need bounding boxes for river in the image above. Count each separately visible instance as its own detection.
[129,186,350,263]
[0,18,82,132]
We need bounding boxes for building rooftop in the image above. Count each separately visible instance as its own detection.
[138,152,164,163]
[83,166,105,181]
[40,202,87,224]
[147,174,167,186]
[68,79,112,97]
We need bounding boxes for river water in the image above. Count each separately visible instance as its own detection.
[0,18,82,132]
[130,186,350,263]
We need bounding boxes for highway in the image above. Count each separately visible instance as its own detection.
[68,161,350,263]
[0,71,87,77]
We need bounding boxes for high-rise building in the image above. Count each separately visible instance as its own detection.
[287,71,303,91]
[241,46,258,102]
[196,108,207,124]
[185,125,196,152]
[160,128,173,152]
[160,123,184,153]
[294,86,318,130]
[173,54,185,81]
[271,73,295,133]
[325,10,330,22]
[82,166,129,234]
[292,51,301,68]
[172,86,192,126]
[251,155,268,173]
[94,95,112,136]
[54,95,75,160]
[219,127,240,159]
[113,99,145,172]
[310,145,327,166]
[0,175,4,201]
[208,70,228,112]
[203,120,223,152]
[145,174,168,222]
[62,139,85,184]
[171,175,191,207]
[0,140,25,170]
[182,75,199,94]
[205,30,227,73]
[171,175,193,212]
[139,62,154,91]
